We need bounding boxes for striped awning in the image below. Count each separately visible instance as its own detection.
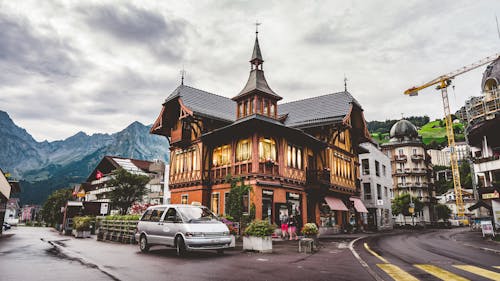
[325,196,348,211]
[350,197,368,213]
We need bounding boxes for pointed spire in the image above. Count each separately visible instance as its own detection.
[250,22,263,69]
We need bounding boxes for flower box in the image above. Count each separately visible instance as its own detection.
[72,229,91,238]
[243,236,272,253]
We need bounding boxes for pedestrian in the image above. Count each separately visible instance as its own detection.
[288,215,298,240]
[280,213,289,239]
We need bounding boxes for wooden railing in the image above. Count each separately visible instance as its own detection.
[97,219,138,244]
[233,162,252,176]
[169,170,202,185]
[258,162,279,176]
[306,169,331,185]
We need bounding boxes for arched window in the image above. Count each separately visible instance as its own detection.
[236,139,252,162]
[259,137,276,161]
[212,144,231,167]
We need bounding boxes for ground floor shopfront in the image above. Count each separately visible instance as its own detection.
[170,182,369,234]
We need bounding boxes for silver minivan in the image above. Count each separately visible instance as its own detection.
[135,204,231,255]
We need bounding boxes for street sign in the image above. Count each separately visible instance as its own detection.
[100,203,109,215]
[409,207,415,214]
[480,220,495,237]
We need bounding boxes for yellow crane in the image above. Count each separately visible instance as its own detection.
[404,52,500,220]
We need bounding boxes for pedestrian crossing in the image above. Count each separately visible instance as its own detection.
[376,263,500,281]
[363,243,500,281]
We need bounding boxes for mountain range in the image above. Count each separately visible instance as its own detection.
[0,110,169,205]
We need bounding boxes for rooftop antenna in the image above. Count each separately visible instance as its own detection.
[180,67,186,85]
[344,74,348,92]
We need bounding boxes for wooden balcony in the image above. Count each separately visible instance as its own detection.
[169,170,202,185]
[233,162,252,176]
[306,169,331,185]
[211,166,231,180]
[258,162,279,176]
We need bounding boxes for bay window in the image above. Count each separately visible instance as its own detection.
[213,144,231,167]
[236,139,252,162]
[259,137,276,162]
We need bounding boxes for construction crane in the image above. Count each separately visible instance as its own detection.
[404,52,500,220]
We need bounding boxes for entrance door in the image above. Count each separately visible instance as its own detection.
[262,190,274,223]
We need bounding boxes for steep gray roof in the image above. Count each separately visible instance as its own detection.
[279,91,362,128]
[233,69,281,100]
[165,85,236,122]
[251,36,263,63]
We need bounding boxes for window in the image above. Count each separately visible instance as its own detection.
[259,138,276,161]
[398,149,404,156]
[181,194,188,205]
[246,99,252,115]
[141,209,153,221]
[339,131,345,143]
[413,148,417,155]
[211,193,220,215]
[164,208,180,222]
[287,144,303,169]
[363,183,372,200]
[173,147,198,174]
[213,144,231,167]
[270,103,275,117]
[362,159,370,175]
[238,102,244,118]
[236,139,252,162]
[257,97,262,113]
[375,161,380,176]
[242,191,249,214]
[263,99,268,115]
[149,208,166,222]
[384,186,388,198]
[377,184,382,200]
[382,165,386,176]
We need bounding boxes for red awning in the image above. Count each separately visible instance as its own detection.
[325,196,348,211]
[350,197,368,213]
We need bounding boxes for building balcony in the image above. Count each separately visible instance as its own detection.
[170,170,202,185]
[258,162,279,176]
[397,182,412,188]
[412,168,428,175]
[394,168,407,176]
[394,155,407,162]
[411,154,424,162]
[306,169,331,185]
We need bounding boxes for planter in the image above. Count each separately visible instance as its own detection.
[72,229,91,238]
[230,235,236,248]
[243,236,272,253]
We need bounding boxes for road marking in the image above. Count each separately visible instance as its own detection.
[494,266,500,269]
[414,264,469,281]
[453,265,500,280]
[364,243,389,263]
[377,264,419,281]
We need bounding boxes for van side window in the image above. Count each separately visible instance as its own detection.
[150,208,166,222]
[141,209,153,221]
[164,208,179,222]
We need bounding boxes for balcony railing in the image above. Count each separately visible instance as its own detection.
[258,162,279,176]
[394,155,407,162]
[306,169,331,185]
[411,154,424,161]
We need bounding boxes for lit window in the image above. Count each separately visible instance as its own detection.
[181,194,188,204]
[211,193,220,215]
[270,103,275,116]
[287,144,303,169]
[238,103,244,118]
[173,147,198,173]
[259,138,276,161]
[236,139,252,162]
[263,99,269,116]
[213,144,231,167]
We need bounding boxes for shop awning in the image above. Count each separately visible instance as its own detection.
[350,197,368,213]
[325,196,348,211]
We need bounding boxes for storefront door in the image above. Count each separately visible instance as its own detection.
[262,190,273,223]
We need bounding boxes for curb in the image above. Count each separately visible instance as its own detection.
[43,238,121,281]
[348,236,385,281]
[449,231,500,254]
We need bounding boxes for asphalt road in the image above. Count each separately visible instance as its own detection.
[0,227,372,281]
[354,228,500,281]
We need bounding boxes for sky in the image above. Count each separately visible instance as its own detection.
[1,0,500,141]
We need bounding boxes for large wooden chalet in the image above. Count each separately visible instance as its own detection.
[151,33,371,232]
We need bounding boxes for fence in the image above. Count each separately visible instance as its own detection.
[96,218,138,244]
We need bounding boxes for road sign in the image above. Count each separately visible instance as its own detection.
[409,207,415,214]
[100,203,109,215]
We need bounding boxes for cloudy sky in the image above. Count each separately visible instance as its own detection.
[1,0,499,141]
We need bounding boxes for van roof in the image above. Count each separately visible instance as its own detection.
[147,204,206,209]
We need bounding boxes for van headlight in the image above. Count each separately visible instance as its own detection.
[185,232,204,237]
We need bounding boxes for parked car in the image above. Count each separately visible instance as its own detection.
[3,222,11,231]
[135,204,231,256]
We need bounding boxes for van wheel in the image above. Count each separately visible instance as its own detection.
[217,249,224,255]
[176,236,186,256]
[139,235,150,253]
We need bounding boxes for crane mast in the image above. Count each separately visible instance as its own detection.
[404,53,500,220]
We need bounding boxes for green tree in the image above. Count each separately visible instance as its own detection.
[41,188,73,226]
[391,193,424,224]
[107,168,150,215]
[225,175,253,223]
[435,204,452,221]
[459,162,472,189]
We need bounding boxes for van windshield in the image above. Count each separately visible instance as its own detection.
[178,206,219,223]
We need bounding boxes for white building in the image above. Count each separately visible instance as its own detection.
[441,142,470,165]
[428,149,450,167]
[436,189,477,219]
[163,164,170,204]
[359,142,393,230]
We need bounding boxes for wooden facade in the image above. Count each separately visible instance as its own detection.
[151,34,371,231]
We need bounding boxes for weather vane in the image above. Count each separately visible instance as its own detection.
[255,21,261,34]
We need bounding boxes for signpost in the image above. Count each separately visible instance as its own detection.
[480,220,495,237]
[100,203,109,215]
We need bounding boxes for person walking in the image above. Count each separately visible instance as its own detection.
[288,215,298,240]
[280,213,289,240]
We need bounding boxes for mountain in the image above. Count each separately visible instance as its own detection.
[0,110,170,205]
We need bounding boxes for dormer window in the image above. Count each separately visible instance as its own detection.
[263,99,269,115]
[270,103,276,117]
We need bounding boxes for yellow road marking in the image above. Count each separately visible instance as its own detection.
[453,265,500,280]
[414,264,469,281]
[377,264,419,281]
[364,243,389,263]
[494,266,500,269]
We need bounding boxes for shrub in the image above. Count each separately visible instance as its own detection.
[301,223,319,236]
[244,220,275,237]
[103,214,141,221]
[74,216,93,231]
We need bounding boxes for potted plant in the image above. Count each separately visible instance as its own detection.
[73,216,92,238]
[301,223,319,249]
[221,216,238,247]
[243,220,275,253]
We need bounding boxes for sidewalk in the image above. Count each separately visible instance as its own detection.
[450,227,500,253]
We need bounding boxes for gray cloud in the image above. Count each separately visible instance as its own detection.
[78,3,189,62]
